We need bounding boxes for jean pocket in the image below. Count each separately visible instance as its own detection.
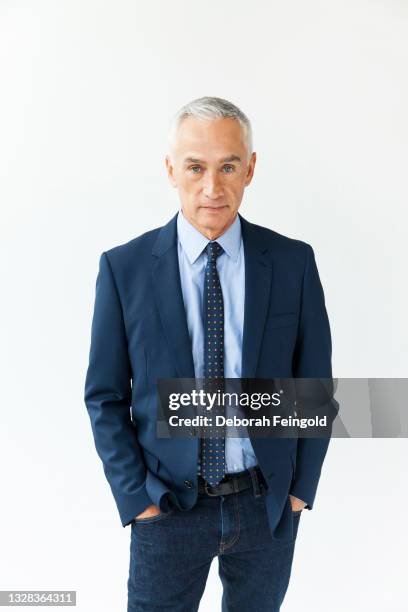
[132,507,175,525]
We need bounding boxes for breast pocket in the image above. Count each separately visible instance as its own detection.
[264,312,298,330]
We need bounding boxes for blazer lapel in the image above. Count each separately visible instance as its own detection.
[239,214,273,378]
[151,213,195,379]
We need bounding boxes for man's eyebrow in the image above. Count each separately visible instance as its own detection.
[221,155,242,163]
[183,157,204,165]
[182,155,242,165]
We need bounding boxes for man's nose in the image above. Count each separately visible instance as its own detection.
[202,171,223,199]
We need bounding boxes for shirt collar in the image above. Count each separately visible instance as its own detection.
[177,209,241,264]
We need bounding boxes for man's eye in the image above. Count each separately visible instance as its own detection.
[223,165,234,173]
[190,166,202,174]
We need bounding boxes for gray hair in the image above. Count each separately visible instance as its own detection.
[168,96,253,158]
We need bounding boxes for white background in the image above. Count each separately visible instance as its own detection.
[1,1,407,610]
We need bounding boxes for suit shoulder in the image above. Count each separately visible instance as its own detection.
[246,219,312,256]
[102,225,162,265]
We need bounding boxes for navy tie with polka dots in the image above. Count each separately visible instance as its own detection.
[199,241,226,487]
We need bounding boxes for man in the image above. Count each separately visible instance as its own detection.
[84,96,332,611]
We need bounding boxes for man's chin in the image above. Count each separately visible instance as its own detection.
[198,207,232,226]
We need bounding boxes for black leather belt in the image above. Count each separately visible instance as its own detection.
[198,466,266,497]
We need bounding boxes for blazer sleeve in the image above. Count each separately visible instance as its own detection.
[289,243,333,509]
[84,252,153,527]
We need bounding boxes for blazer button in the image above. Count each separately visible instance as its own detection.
[184,480,194,489]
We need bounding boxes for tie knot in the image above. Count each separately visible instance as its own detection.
[205,241,223,262]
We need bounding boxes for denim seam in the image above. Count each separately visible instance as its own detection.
[219,493,241,553]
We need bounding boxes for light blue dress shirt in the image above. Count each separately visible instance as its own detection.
[176,209,258,474]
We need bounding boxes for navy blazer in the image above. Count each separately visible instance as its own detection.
[84,212,332,541]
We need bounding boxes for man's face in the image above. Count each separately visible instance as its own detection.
[165,116,256,239]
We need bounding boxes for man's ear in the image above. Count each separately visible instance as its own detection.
[244,151,257,186]
[165,155,178,188]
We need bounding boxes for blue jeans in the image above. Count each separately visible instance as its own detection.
[127,479,301,611]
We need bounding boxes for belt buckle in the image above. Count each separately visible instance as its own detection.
[204,481,221,497]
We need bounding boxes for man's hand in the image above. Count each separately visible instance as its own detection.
[289,494,307,512]
[134,504,161,520]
